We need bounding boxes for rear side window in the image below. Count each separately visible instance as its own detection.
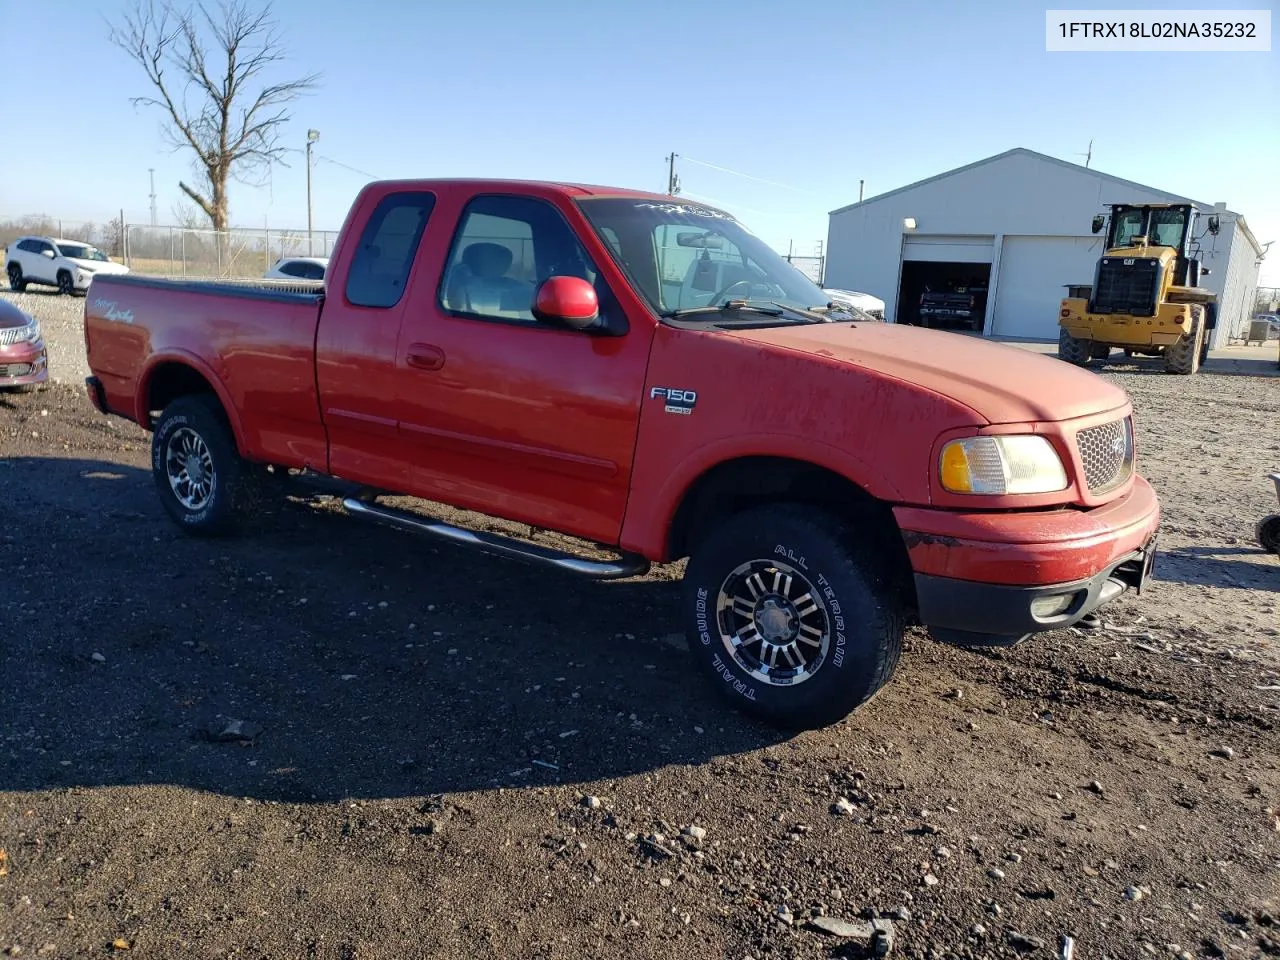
[346,192,436,308]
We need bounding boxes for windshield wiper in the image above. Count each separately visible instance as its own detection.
[661,299,822,323]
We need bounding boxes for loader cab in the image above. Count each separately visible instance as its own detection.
[1093,204,1219,289]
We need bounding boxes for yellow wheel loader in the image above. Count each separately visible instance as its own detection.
[1058,203,1220,375]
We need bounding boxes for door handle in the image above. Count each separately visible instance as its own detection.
[406,343,445,371]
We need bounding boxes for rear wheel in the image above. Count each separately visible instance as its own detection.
[1089,343,1111,360]
[681,504,904,730]
[6,263,25,292]
[1058,326,1092,366]
[150,394,260,536]
[1164,308,1204,374]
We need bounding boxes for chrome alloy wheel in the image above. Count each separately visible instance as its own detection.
[716,559,831,686]
[165,426,216,510]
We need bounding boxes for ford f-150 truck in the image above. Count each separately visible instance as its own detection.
[82,178,1160,730]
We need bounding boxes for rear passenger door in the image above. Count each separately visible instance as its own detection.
[315,189,437,488]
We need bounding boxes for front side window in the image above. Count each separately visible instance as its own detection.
[55,242,107,261]
[346,191,436,309]
[439,195,601,324]
[576,198,830,321]
[1149,208,1188,249]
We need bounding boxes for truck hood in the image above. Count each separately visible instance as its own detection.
[729,321,1130,425]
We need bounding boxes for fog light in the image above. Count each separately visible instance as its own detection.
[1030,593,1075,618]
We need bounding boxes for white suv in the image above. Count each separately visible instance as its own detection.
[5,236,130,295]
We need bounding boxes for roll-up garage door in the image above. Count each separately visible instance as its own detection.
[902,235,995,263]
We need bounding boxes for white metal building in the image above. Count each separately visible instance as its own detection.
[824,148,1265,348]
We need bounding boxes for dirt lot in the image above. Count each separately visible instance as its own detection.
[2,287,1279,960]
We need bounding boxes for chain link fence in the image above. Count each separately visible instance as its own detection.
[124,225,340,279]
[784,254,825,285]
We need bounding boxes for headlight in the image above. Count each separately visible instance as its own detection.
[23,316,41,342]
[939,435,1068,495]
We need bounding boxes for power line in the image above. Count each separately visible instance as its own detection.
[315,155,381,181]
[678,191,768,218]
[678,156,814,195]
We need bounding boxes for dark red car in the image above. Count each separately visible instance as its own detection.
[0,298,47,391]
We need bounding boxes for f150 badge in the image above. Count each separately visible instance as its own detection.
[650,386,697,415]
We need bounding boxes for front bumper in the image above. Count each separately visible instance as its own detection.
[0,342,48,387]
[914,538,1155,646]
[895,475,1161,645]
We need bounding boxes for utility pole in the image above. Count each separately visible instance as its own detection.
[148,168,157,227]
[859,179,864,202]
[666,152,680,196]
[306,129,320,255]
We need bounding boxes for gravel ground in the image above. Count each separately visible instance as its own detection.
[2,287,1279,960]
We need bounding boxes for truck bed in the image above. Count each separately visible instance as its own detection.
[84,273,329,469]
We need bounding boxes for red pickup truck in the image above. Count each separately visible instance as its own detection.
[82,178,1160,729]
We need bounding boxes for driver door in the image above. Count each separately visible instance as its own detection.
[393,192,653,546]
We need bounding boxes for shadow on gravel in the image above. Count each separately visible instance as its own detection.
[1153,547,1279,590]
[1,457,790,804]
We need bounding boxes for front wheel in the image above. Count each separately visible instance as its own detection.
[681,504,905,730]
[150,394,259,536]
[1164,308,1204,374]
[56,270,74,296]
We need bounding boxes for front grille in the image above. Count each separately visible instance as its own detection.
[0,363,33,377]
[1076,417,1134,494]
[1091,257,1159,316]
[0,326,35,346]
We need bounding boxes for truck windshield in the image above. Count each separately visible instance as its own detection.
[576,197,832,321]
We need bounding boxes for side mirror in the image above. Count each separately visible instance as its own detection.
[532,276,600,331]
[42,249,55,258]
[1208,215,1220,236]
[1091,215,1105,234]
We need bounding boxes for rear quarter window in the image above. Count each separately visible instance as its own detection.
[345,192,437,308]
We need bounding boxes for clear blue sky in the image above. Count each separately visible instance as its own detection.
[2,0,1276,282]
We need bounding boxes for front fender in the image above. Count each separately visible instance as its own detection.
[619,431,906,560]
[135,349,248,454]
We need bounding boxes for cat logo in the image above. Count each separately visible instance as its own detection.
[649,386,697,416]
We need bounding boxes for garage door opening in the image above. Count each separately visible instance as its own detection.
[896,261,992,331]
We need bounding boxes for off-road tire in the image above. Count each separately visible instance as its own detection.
[56,270,74,296]
[681,503,905,730]
[1058,327,1092,366]
[6,263,25,292]
[1164,308,1204,375]
[151,394,259,537]
[1089,343,1111,360]
[1258,515,1280,554]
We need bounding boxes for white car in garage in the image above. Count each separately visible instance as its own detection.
[5,236,130,295]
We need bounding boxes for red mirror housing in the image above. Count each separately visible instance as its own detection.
[532,276,599,330]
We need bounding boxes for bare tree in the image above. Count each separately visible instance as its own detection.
[108,0,318,232]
